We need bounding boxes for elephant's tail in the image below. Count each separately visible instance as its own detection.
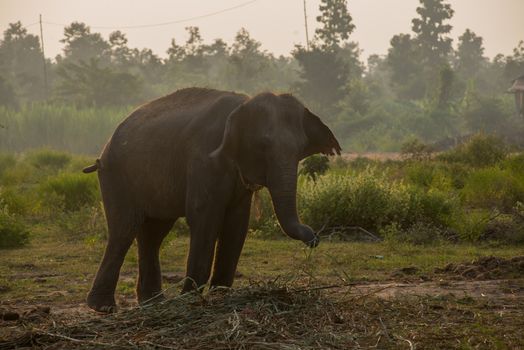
[83,159,101,173]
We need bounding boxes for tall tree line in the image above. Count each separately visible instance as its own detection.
[1,0,523,150]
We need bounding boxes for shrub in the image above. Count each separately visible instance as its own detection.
[438,133,509,167]
[299,155,330,180]
[451,209,493,242]
[39,173,99,211]
[0,208,29,249]
[0,187,31,215]
[481,214,524,244]
[299,169,456,234]
[403,161,436,188]
[400,139,433,161]
[461,167,524,211]
[25,149,72,170]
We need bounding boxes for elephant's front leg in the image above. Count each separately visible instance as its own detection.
[210,192,252,287]
[182,198,226,293]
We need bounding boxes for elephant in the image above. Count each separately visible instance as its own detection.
[83,88,341,313]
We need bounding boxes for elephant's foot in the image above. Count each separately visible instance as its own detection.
[87,291,117,313]
[137,290,165,305]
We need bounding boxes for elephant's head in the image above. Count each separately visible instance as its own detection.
[211,93,341,247]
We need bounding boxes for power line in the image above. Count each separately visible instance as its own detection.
[41,0,259,30]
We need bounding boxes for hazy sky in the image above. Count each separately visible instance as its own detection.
[1,0,523,61]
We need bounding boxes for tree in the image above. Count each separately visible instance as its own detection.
[386,33,424,99]
[411,0,454,66]
[59,22,110,64]
[167,38,185,61]
[109,30,132,67]
[504,40,524,81]
[456,29,485,78]
[293,46,349,114]
[0,21,46,101]
[293,0,358,114]
[229,28,271,92]
[0,75,18,108]
[55,59,142,106]
[315,0,355,50]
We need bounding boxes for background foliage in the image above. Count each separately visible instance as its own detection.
[1,0,523,154]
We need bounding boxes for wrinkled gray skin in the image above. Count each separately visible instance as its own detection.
[84,88,341,313]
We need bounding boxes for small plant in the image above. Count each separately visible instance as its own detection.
[299,155,330,181]
[0,207,29,249]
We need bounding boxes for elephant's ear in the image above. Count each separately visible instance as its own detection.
[302,109,342,158]
[209,105,244,161]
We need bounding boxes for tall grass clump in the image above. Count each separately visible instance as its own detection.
[38,173,99,212]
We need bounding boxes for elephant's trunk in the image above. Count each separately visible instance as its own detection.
[267,164,318,247]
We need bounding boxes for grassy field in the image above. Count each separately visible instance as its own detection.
[1,228,523,349]
[1,140,524,349]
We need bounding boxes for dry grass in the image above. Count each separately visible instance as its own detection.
[2,278,523,350]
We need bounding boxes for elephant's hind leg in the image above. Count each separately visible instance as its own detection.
[87,190,140,313]
[136,218,174,304]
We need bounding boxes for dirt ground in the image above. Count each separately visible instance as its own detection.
[1,255,523,349]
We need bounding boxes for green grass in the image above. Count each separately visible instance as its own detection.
[1,229,522,304]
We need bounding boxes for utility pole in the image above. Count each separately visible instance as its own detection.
[39,14,48,99]
[303,0,310,50]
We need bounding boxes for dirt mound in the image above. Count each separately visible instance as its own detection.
[435,256,524,280]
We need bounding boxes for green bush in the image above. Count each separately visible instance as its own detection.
[299,169,456,234]
[299,155,330,180]
[0,209,29,249]
[26,149,72,170]
[438,133,509,167]
[461,167,524,211]
[39,173,99,211]
[0,187,32,215]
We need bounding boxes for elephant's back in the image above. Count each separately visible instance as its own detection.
[99,88,246,172]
